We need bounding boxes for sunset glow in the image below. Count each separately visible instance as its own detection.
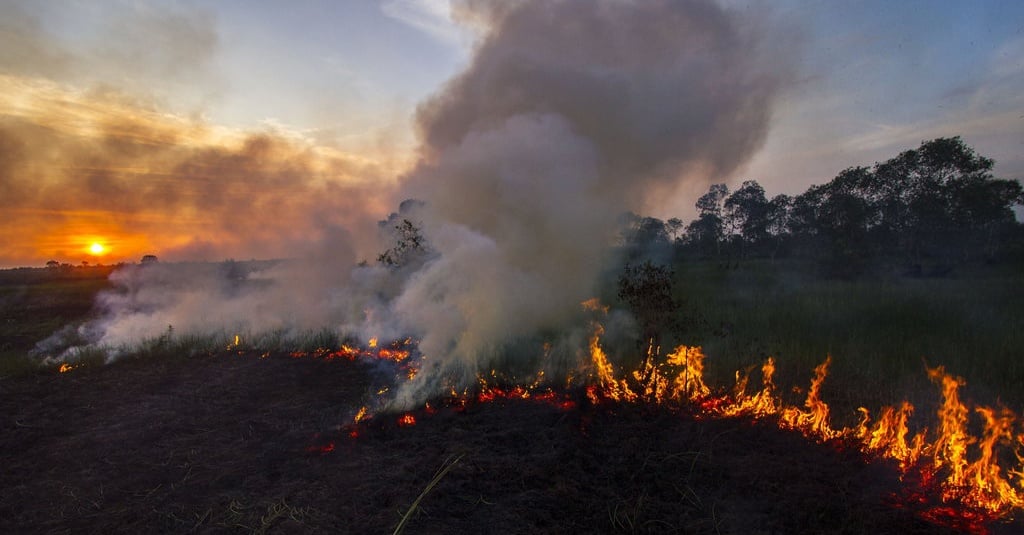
[0,2,1019,269]
[88,243,106,256]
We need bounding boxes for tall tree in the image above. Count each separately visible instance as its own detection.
[686,183,729,257]
[765,194,793,261]
[724,180,770,258]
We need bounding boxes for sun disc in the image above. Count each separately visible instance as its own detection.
[89,242,106,255]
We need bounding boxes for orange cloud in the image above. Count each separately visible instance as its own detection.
[0,75,405,268]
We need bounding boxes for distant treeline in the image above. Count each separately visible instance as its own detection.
[0,265,119,285]
[621,137,1024,278]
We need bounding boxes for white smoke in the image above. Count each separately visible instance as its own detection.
[36,0,795,407]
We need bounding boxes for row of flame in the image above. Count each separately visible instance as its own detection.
[54,318,1024,528]
[586,325,1023,523]
[322,322,1022,529]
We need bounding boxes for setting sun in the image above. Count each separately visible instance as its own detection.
[88,242,106,256]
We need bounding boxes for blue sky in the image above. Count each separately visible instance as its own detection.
[743,1,1023,196]
[11,0,1023,190]
[0,0,1021,266]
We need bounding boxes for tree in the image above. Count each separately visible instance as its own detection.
[685,183,729,258]
[618,214,677,262]
[665,218,684,243]
[871,137,1001,265]
[377,219,429,267]
[724,180,770,258]
[784,137,1021,274]
[765,194,793,261]
[696,183,729,218]
[377,199,431,268]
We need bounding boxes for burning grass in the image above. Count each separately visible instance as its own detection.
[311,309,1024,532]
[676,260,1024,415]
[6,263,1024,533]
[5,342,1023,534]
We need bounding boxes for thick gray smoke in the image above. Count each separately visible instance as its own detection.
[387,0,794,402]
[37,0,794,407]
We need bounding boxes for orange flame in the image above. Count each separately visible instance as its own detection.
[855,401,925,471]
[723,357,779,418]
[319,316,1024,527]
[779,356,839,440]
[587,323,636,402]
[578,323,1024,521]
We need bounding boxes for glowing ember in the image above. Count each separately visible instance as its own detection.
[397,413,416,427]
[226,334,241,350]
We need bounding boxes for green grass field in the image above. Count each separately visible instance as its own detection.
[670,260,1024,420]
[3,261,1022,420]
[0,268,113,376]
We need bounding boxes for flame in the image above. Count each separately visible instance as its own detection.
[922,367,1023,514]
[723,358,779,418]
[581,297,609,314]
[587,323,636,402]
[929,365,972,487]
[58,363,78,373]
[583,324,1024,522]
[665,344,711,401]
[276,318,1024,528]
[779,356,839,440]
[855,401,925,471]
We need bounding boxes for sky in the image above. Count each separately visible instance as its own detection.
[1,0,1022,269]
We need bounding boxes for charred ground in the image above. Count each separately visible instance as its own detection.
[2,349,1016,534]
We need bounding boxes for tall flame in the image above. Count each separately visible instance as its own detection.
[578,320,1024,520]
[275,309,1024,527]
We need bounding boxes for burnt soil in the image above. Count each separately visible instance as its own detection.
[2,352,1021,534]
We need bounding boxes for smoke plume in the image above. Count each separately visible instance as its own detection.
[386,0,794,402]
[37,0,795,408]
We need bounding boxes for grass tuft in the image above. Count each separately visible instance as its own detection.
[393,454,464,535]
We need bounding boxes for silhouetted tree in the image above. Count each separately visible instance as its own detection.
[685,183,729,258]
[378,219,429,267]
[724,180,770,259]
[377,199,431,268]
[619,214,675,262]
[665,217,684,243]
[765,194,793,261]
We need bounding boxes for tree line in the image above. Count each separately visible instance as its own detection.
[622,137,1024,277]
